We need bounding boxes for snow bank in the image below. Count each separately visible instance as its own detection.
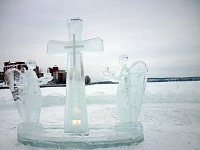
[0,81,200,107]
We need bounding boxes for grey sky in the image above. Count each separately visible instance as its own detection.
[0,0,200,80]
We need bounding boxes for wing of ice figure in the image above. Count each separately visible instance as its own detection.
[127,61,148,123]
[4,68,27,121]
[4,68,23,101]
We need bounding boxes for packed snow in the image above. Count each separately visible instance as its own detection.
[0,81,200,150]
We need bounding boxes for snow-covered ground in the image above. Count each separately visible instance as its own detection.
[0,81,200,150]
[1,81,200,106]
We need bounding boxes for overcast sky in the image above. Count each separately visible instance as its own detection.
[0,0,200,81]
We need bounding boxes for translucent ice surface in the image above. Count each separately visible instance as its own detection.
[127,61,148,123]
[47,18,104,134]
[4,68,22,101]
[4,60,52,123]
[115,56,148,124]
[47,38,103,56]
[7,18,149,149]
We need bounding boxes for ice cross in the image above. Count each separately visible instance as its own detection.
[64,34,84,71]
[47,18,104,134]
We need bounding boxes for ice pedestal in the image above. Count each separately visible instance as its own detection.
[17,122,44,134]
[115,122,143,135]
[17,123,144,149]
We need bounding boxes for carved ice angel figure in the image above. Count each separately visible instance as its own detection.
[4,60,52,123]
[115,55,131,123]
[115,55,148,124]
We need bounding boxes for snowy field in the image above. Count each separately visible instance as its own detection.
[0,81,200,150]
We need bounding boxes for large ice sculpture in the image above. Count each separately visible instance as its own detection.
[4,60,52,124]
[47,18,104,134]
[11,19,146,149]
[115,55,147,127]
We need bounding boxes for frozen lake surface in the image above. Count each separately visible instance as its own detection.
[0,81,200,150]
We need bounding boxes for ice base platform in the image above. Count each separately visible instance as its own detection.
[17,122,144,149]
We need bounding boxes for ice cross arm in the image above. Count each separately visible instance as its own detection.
[47,38,103,56]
